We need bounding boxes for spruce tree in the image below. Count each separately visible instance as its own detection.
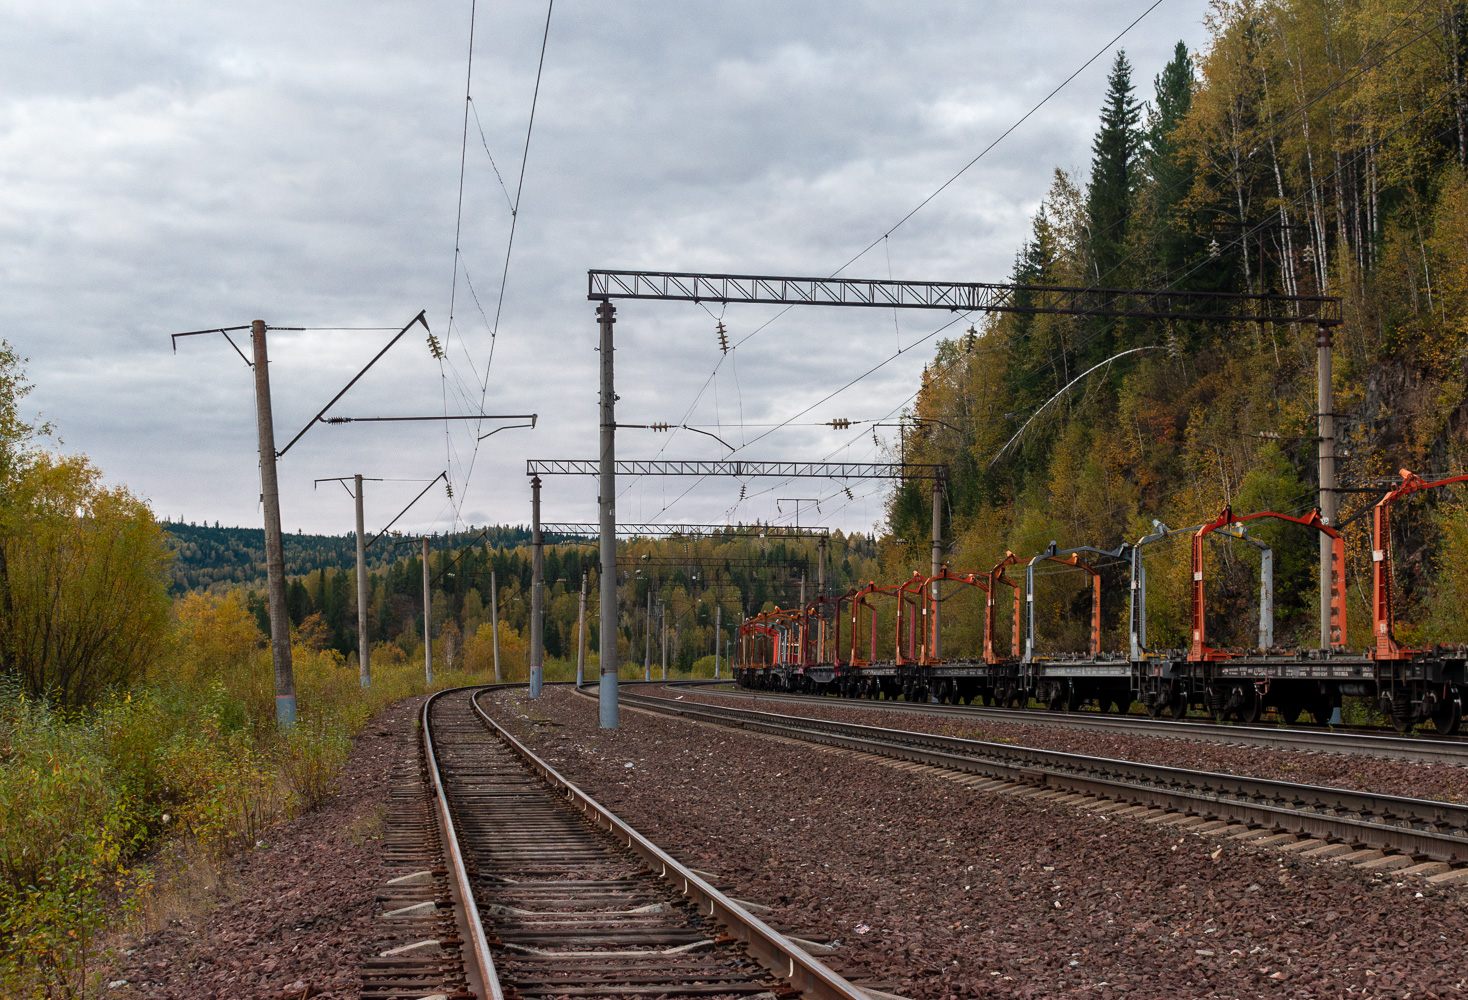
[1145,42,1202,285]
[1086,51,1142,291]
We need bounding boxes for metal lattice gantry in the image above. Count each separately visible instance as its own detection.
[539,522,830,538]
[527,459,946,480]
[588,270,1343,327]
[581,269,1346,726]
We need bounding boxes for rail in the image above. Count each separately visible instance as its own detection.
[420,688,504,1000]
[620,689,1468,863]
[676,683,1468,766]
[467,687,871,1000]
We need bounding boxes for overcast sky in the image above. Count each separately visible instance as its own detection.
[3,1,1209,537]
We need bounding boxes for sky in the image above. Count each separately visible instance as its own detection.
[2,0,1211,538]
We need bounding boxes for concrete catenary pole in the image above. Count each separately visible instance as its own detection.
[576,570,588,687]
[530,475,544,697]
[597,300,619,727]
[421,536,433,685]
[714,602,722,679]
[1317,325,1336,649]
[660,604,668,680]
[354,474,370,689]
[931,474,944,659]
[490,569,501,682]
[817,535,827,597]
[251,320,296,728]
[644,586,653,682]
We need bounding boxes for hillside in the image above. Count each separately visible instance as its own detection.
[160,521,534,594]
[884,1,1468,656]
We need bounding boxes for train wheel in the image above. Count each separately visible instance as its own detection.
[1042,683,1062,711]
[1274,698,1305,726]
[1308,700,1335,726]
[1166,693,1189,719]
[1432,687,1462,735]
[1065,687,1083,712]
[1236,688,1263,725]
[1385,689,1418,733]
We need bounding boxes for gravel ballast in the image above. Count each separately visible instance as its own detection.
[485,685,1468,999]
[666,686,1468,805]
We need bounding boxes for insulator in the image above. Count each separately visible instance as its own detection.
[426,332,445,359]
[844,486,854,501]
[1208,236,1221,259]
[827,418,851,430]
[651,421,670,431]
[964,325,977,352]
[739,483,747,501]
[716,320,730,354]
[445,481,454,498]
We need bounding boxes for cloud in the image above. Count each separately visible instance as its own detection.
[1,0,1209,535]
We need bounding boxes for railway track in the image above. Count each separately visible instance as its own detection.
[680,683,1468,766]
[362,686,872,1000]
[614,687,1468,866]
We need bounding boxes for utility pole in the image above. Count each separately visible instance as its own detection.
[817,536,827,597]
[490,569,501,682]
[661,604,668,680]
[530,475,544,697]
[1317,325,1337,648]
[355,474,370,689]
[714,602,722,679]
[252,320,296,728]
[421,536,434,685]
[644,586,653,682]
[576,571,588,687]
[931,475,944,659]
[597,300,619,727]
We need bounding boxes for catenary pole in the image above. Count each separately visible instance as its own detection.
[714,603,722,679]
[355,474,370,689]
[661,604,668,680]
[576,571,588,687]
[644,586,653,682]
[1317,325,1336,649]
[597,301,619,727]
[931,475,943,659]
[530,475,544,697]
[252,320,296,728]
[490,569,501,682]
[422,536,433,684]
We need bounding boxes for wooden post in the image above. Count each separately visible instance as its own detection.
[490,569,501,683]
[355,474,370,689]
[251,320,296,728]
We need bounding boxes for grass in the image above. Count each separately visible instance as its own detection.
[0,594,503,999]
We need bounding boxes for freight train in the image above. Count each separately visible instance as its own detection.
[735,470,1466,734]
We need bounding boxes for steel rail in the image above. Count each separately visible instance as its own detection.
[468,688,871,1000]
[421,689,505,1000]
[616,690,1468,864]
[675,684,1468,765]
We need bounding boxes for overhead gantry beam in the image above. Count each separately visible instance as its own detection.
[540,522,830,538]
[588,269,1342,327]
[527,459,946,480]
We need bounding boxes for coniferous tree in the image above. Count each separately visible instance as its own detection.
[1086,51,1142,297]
[1143,41,1214,294]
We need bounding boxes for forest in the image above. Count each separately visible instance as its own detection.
[219,526,877,678]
